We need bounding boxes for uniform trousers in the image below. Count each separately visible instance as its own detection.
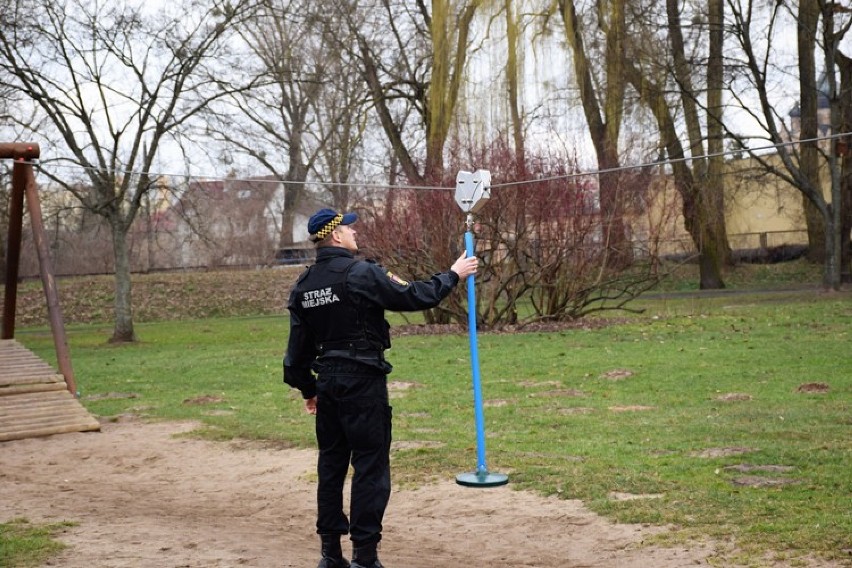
[314,361,392,547]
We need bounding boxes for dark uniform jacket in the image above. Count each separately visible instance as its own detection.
[283,246,460,399]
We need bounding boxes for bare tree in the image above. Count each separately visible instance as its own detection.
[625,0,730,289]
[550,0,634,268]
[204,0,366,250]
[334,0,488,185]
[724,0,851,289]
[0,0,259,341]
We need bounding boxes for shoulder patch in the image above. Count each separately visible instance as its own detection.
[386,270,409,286]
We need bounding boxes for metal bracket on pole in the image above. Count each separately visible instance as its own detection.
[453,169,508,488]
[454,169,491,214]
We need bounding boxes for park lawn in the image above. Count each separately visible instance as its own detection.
[9,288,852,566]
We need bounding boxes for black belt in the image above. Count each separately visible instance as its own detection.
[320,349,384,360]
[320,339,377,351]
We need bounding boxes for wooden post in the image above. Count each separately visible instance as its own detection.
[1,144,39,339]
[2,161,26,339]
[1,143,77,396]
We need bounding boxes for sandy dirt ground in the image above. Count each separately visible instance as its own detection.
[0,419,833,568]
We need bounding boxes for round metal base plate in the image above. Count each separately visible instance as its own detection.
[455,471,509,487]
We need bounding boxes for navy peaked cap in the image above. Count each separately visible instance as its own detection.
[308,208,357,239]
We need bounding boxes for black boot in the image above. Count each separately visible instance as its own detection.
[350,542,383,568]
[317,534,350,568]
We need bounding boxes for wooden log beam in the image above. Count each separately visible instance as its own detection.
[0,143,40,160]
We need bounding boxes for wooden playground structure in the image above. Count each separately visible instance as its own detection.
[1,143,100,442]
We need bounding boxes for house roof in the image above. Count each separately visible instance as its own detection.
[789,72,832,117]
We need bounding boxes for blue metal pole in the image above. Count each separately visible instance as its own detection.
[464,230,488,474]
[454,195,507,488]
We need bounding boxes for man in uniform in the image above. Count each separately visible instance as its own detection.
[283,208,478,568]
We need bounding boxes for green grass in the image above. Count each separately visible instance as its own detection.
[0,519,74,567]
[9,275,852,566]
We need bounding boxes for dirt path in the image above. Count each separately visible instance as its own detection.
[0,419,787,567]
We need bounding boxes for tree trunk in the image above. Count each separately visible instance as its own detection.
[279,200,296,248]
[279,117,309,248]
[663,0,726,287]
[822,7,843,289]
[798,0,826,263]
[110,219,137,343]
[279,176,306,248]
[505,0,525,171]
[838,52,852,283]
[705,0,731,272]
[424,139,445,184]
[695,215,726,289]
[679,182,725,289]
[802,196,826,262]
